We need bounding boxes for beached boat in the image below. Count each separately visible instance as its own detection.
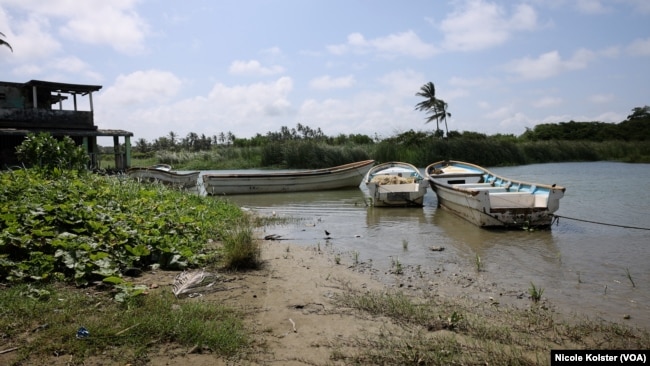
[127,165,200,188]
[364,162,428,207]
[202,160,375,195]
[425,160,566,229]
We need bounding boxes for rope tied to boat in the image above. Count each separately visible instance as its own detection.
[552,214,650,231]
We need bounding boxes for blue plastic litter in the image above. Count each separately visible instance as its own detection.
[76,326,90,339]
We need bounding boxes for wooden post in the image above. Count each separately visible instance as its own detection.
[124,136,131,169]
[113,136,121,170]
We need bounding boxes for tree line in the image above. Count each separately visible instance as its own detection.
[128,105,649,154]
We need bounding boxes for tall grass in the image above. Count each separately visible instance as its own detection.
[261,141,370,168]
[371,139,648,167]
[220,219,260,270]
[112,138,648,171]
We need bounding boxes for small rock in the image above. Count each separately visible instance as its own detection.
[430,246,445,251]
[623,314,631,320]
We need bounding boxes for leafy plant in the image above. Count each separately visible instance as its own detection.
[15,132,89,173]
[0,169,245,287]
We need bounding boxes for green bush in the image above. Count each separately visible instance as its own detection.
[15,132,89,173]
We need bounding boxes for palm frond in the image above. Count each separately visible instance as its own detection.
[1,31,13,52]
[172,269,220,298]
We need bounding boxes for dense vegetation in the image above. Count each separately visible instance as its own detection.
[2,134,259,292]
[108,105,650,170]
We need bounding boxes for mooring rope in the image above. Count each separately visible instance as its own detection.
[552,214,650,231]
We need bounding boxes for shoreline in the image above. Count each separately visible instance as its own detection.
[150,239,646,365]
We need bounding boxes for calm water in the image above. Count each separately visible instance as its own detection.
[200,162,650,328]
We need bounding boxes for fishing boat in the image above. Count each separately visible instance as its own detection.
[202,160,375,195]
[127,165,200,189]
[364,162,428,207]
[425,160,566,229]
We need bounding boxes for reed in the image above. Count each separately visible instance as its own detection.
[528,282,544,303]
[625,268,636,287]
[391,257,403,275]
[352,250,360,265]
[475,254,483,272]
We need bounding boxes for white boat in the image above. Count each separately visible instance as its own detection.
[202,160,375,195]
[127,165,200,189]
[364,162,428,207]
[425,160,566,229]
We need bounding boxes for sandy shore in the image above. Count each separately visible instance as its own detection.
[141,240,555,365]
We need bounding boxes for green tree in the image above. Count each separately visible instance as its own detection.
[415,82,451,138]
[0,31,12,52]
[627,105,650,120]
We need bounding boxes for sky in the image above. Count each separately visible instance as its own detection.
[1,0,649,143]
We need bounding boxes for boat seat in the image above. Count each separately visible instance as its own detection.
[454,183,493,189]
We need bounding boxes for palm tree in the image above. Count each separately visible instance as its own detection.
[1,31,13,52]
[168,131,177,147]
[415,82,451,138]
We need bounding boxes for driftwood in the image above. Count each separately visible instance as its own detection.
[0,347,19,355]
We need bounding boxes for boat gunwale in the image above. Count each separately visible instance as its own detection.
[424,160,566,193]
[202,159,375,180]
[365,161,423,182]
[126,167,200,178]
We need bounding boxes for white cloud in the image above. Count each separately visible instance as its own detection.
[101,70,183,106]
[206,77,294,118]
[588,94,615,104]
[327,31,437,58]
[575,0,610,14]
[626,37,650,56]
[505,49,596,80]
[229,60,285,76]
[50,56,102,81]
[1,0,148,54]
[532,96,563,108]
[0,14,62,61]
[377,69,425,96]
[440,0,539,51]
[309,75,355,90]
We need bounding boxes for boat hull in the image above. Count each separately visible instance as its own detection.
[425,160,565,229]
[364,162,428,207]
[202,160,375,195]
[127,168,200,188]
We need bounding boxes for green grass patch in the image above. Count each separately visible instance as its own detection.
[0,283,247,364]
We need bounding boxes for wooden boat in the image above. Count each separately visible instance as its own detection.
[425,160,566,229]
[127,165,200,188]
[364,162,428,207]
[202,160,375,195]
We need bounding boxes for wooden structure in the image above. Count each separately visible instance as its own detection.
[0,80,133,170]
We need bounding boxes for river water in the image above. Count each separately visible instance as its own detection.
[200,162,650,328]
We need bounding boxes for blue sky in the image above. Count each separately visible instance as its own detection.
[1,0,649,143]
